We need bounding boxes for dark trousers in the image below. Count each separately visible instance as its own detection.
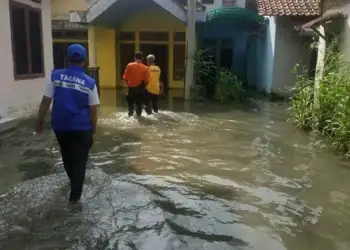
[127,86,144,116]
[144,91,159,114]
[55,130,93,203]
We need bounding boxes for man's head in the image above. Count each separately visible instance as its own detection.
[67,44,87,67]
[134,51,143,62]
[146,54,155,66]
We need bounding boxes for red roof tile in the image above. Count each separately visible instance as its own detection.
[257,0,322,16]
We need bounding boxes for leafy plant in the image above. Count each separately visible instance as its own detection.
[215,69,245,103]
[290,40,350,156]
[289,65,315,130]
[192,49,216,100]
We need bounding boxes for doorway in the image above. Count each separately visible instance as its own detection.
[140,44,168,90]
[220,47,233,71]
[53,42,88,69]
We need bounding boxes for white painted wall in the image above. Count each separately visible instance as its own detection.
[337,3,350,61]
[201,0,246,12]
[258,16,276,93]
[271,17,311,95]
[85,0,99,8]
[0,0,53,118]
[341,17,350,61]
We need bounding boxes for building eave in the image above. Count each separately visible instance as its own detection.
[69,0,206,26]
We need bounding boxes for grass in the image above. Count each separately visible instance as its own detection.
[289,43,350,157]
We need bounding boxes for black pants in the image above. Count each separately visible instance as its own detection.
[55,130,93,203]
[127,86,144,116]
[144,91,159,114]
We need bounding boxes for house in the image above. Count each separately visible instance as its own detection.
[68,0,261,93]
[252,0,322,95]
[0,0,53,124]
[197,6,264,89]
[300,0,350,61]
[69,0,203,91]
[51,0,89,69]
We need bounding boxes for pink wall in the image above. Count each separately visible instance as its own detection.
[0,0,53,118]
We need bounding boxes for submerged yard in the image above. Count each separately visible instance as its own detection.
[0,90,349,250]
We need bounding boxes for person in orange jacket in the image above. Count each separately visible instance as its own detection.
[123,51,150,117]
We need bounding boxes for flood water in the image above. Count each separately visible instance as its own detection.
[0,89,350,250]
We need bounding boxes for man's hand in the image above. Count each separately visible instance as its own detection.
[35,120,45,134]
[35,96,52,134]
[160,82,164,95]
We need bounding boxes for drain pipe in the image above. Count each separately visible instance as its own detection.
[184,0,196,99]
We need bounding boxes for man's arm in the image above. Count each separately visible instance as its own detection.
[143,67,150,86]
[88,84,100,135]
[123,64,130,87]
[36,80,54,133]
[159,68,164,94]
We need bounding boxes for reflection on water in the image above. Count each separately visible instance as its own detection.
[0,90,350,250]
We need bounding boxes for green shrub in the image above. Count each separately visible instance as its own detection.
[192,49,216,100]
[289,66,314,130]
[290,42,350,156]
[215,69,245,103]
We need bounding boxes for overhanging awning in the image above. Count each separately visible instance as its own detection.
[52,19,87,30]
[300,12,346,29]
[69,0,206,27]
[300,3,349,29]
[70,0,187,27]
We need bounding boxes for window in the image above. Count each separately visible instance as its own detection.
[173,44,186,81]
[140,32,168,41]
[202,0,214,4]
[10,1,44,78]
[223,0,237,6]
[174,32,186,42]
[119,31,135,41]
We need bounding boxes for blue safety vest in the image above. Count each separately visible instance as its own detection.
[51,66,95,131]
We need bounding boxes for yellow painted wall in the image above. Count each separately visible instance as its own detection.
[120,9,186,31]
[95,28,117,88]
[51,0,86,18]
[119,8,186,89]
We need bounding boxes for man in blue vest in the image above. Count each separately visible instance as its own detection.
[35,44,100,204]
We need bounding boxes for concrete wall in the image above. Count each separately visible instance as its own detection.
[256,16,310,95]
[94,27,116,88]
[85,0,99,8]
[51,0,86,19]
[0,0,53,118]
[341,16,350,61]
[336,3,350,61]
[255,16,276,93]
[271,17,310,94]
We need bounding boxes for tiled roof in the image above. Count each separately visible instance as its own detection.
[257,0,322,16]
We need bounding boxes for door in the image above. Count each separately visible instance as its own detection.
[140,44,169,90]
[119,43,136,84]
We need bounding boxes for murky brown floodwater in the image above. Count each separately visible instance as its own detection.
[0,89,350,250]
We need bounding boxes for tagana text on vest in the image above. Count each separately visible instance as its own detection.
[51,65,95,131]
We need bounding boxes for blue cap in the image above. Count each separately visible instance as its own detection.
[67,44,87,60]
